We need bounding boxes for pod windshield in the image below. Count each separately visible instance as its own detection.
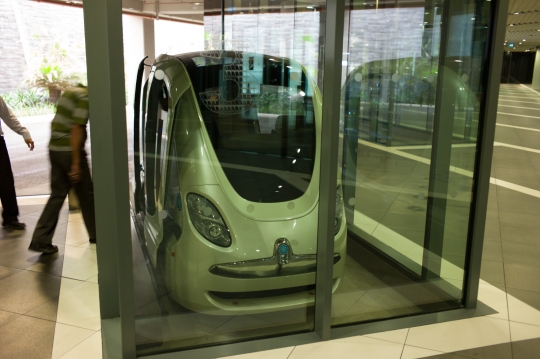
[177,51,316,203]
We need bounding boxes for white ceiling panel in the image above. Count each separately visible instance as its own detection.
[506,0,540,52]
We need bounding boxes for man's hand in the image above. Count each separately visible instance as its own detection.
[25,139,34,151]
[69,163,82,183]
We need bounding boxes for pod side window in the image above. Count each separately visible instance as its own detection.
[145,76,170,216]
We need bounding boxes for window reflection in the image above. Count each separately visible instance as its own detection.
[335,0,492,326]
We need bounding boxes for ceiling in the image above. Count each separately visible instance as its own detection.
[505,0,540,52]
[34,0,540,52]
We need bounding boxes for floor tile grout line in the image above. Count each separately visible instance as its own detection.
[54,319,101,333]
[497,112,540,119]
[400,343,446,357]
[57,329,102,359]
[0,264,76,281]
[498,104,540,111]
[285,344,296,359]
[496,124,540,133]
[399,327,410,359]
[0,312,21,331]
[498,99,540,104]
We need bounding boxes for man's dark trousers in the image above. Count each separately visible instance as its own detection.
[32,150,96,245]
[0,136,19,222]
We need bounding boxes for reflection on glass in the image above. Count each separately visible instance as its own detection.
[130,3,348,350]
[335,0,492,326]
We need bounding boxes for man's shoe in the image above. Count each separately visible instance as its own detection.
[89,238,96,244]
[28,242,59,255]
[2,220,26,230]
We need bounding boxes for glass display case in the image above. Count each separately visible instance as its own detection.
[80,0,506,357]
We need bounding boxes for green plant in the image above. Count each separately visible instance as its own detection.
[257,92,305,115]
[25,41,85,103]
[1,90,56,117]
[31,64,75,91]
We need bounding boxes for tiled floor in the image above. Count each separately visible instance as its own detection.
[1,84,540,358]
[0,196,101,359]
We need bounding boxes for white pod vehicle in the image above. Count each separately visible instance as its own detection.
[132,51,346,314]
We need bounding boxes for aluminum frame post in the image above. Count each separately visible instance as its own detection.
[464,0,509,309]
[82,0,136,356]
[314,0,345,341]
[422,0,459,279]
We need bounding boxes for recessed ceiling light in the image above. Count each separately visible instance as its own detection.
[514,12,520,15]
[510,24,514,26]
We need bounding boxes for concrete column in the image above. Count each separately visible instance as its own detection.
[532,48,540,90]
[82,0,136,356]
[143,18,155,76]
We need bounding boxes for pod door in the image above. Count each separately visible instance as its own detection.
[143,71,170,266]
[133,57,147,214]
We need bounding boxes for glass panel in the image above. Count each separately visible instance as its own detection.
[334,0,492,326]
[189,53,315,202]
[131,1,334,355]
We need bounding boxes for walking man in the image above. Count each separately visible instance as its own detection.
[29,85,96,254]
[0,95,34,230]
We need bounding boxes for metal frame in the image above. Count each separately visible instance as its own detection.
[314,0,346,341]
[422,0,456,279]
[79,0,508,356]
[81,0,135,357]
[143,303,497,359]
[464,0,509,308]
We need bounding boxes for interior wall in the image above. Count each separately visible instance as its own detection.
[500,51,536,84]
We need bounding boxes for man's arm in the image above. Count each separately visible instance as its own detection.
[68,124,85,183]
[0,96,34,151]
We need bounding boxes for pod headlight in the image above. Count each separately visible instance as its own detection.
[187,193,231,247]
[335,186,344,235]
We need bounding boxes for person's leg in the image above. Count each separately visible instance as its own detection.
[73,150,96,241]
[0,136,23,228]
[30,151,71,248]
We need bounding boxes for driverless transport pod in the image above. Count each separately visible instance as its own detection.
[131,50,346,314]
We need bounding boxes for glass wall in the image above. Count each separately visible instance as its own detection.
[336,0,492,326]
[129,1,340,355]
[79,0,501,356]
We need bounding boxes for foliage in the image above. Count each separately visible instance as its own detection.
[257,92,306,115]
[25,42,85,93]
[29,64,77,91]
[1,90,56,117]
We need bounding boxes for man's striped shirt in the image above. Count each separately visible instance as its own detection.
[49,86,89,151]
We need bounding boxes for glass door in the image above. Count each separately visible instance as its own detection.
[131,1,337,355]
[333,0,493,326]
